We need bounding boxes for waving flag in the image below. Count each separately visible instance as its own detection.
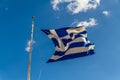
[41,26,95,63]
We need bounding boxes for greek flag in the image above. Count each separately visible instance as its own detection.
[41,27,95,63]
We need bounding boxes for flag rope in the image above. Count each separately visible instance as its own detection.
[37,62,46,80]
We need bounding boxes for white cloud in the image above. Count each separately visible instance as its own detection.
[76,18,97,27]
[25,41,30,52]
[25,40,35,52]
[102,11,109,16]
[51,0,100,14]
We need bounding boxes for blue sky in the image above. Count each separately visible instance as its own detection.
[0,0,120,80]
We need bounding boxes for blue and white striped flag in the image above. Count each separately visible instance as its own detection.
[41,26,95,63]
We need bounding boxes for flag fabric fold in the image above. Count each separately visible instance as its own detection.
[41,26,95,63]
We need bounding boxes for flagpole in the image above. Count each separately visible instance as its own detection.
[27,16,35,80]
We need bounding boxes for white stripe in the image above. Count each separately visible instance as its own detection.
[66,27,86,34]
[65,45,94,55]
[51,55,63,60]
[60,35,71,39]
[50,29,59,37]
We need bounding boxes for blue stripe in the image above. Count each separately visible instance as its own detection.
[85,38,88,40]
[54,51,65,56]
[51,38,60,47]
[47,50,95,63]
[70,33,73,37]
[55,28,68,37]
[68,42,86,48]
[76,31,87,36]
[74,34,85,38]
[85,43,94,47]
[79,31,87,34]
[87,50,94,55]
[62,38,72,46]
[41,29,51,35]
